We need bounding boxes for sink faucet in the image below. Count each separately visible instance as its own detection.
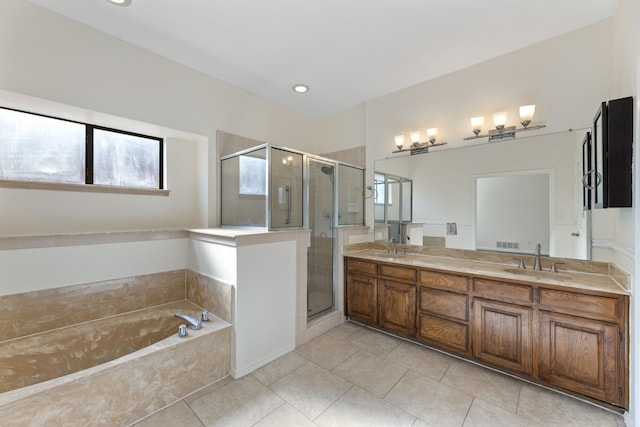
[389,237,398,254]
[533,243,542,271]
[175,312,202,330]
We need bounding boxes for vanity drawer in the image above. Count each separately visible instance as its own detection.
[473,278,533,304]
[418,270,469,292]
[539,289,621,322]
[418,313,469,354]
[346,258,377,276]
[379,264,417,282]
[419,287,468,322]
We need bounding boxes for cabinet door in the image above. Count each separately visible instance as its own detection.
[378,279,416,337]
[472,299,532,374]
[346,273,377,325]
[539,311,620,405]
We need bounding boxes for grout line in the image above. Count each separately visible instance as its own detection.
[461,397,475,427]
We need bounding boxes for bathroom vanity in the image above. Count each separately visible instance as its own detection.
[344,247,629,410]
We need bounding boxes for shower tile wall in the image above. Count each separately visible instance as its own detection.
[321,146,366,168]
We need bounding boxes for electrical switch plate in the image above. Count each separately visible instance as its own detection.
[446,222,457,235]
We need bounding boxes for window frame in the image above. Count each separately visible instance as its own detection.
[0,106,166,195]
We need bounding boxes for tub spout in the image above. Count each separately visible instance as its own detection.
[174,312,202,330]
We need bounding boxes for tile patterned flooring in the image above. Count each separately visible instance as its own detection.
[131,321,626,427]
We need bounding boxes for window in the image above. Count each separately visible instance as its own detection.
[0,107,164,191]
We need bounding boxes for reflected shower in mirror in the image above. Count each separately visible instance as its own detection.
[374,129,590,260]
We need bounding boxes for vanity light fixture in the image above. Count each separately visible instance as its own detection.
[393,128,447,155]
[471,116,484,136]
[292,84,309,94]
[427,128,438,144]
[106,0,132,6]
[464,105,545,142]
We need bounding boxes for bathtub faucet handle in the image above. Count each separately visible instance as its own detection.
[178,324,188,338]
[201,310,210,322]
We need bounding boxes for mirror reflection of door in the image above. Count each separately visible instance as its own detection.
[475,172,550,255]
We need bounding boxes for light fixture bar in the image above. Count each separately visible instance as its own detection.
[392,141,447,155]
[463,124,546,141]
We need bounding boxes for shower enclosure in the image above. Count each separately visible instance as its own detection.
[307,159,334,318]
[220,144,364,320]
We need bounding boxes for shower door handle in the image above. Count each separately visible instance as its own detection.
[285,186,291,224]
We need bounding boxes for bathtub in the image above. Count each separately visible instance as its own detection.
[0,300,231,426]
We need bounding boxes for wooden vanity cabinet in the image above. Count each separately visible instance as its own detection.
[417,270,470,355]
[344,256,629,409]
[472,299,533,375]
[345,259,378,325]
[537,288,627,406]
[471,278,534,374]
[345,258,417,337]
[378,279,416,337]
[377,263,417,338]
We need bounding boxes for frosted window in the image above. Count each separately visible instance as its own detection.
[0,108,85,183]
[93,129,161,188]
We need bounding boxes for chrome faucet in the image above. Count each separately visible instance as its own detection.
[533,243,542,271]
[388,237,398,254]
[175,312,202,330]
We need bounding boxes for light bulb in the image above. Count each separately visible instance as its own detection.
[471,117,484,136]
[410,131,421,145]
[427,128,438,144]
[394,134,405,150]
[493,112,507,131]
[519,105,536,128]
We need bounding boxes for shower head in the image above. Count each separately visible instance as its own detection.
[321,166,334,175]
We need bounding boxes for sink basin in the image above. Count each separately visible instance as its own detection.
[503,268,571,281]
[373,253,407,262]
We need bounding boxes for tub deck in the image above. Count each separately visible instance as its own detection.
[0,301,231,426]
[0,301,203,393]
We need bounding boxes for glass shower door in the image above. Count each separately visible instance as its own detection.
[270,148,303,228]
[307,159,335,319]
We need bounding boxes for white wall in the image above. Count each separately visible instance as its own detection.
[0,238,188,295]
[610,0,639,425]
[0,0,315,234]
[313,20,613,237]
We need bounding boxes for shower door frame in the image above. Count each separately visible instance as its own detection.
[305,155,338,320]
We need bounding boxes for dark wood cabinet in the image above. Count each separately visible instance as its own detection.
[472,299,533,375]
[345,258,379,325]
[378,279,416,337]
[345,273,378,324]
[344,255,629,409]
[539,310,620,404]
[588,96,633,209]
[345,258,417,336]
[417,270,470,355]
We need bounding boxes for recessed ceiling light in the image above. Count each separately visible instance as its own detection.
[106,0,132,6]
[292,84,309,94]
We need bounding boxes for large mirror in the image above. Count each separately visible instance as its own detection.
[374,129,591,260]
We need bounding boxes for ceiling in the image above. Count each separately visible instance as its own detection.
[26,0,618,119]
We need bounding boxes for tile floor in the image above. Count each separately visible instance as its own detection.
[131,321,626,427]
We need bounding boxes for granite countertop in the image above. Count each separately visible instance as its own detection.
[344,248,629,295]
